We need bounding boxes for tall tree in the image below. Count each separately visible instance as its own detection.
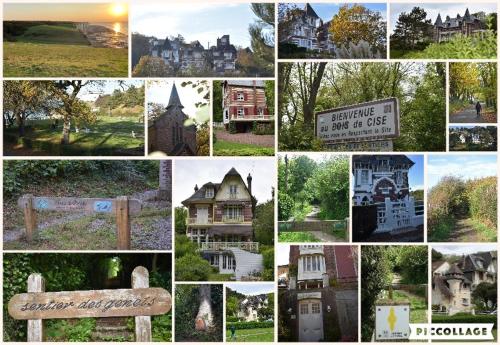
[391,7,432,49]
[329,4,386,52]
[296,62,327,126]
[248,3,275,75]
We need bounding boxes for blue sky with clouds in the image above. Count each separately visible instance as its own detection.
[79,80,143,102]
[427,154,497,189]
[131,3,258,48]
[292,3,387,22]
[174,159,275,207]
[390,3,497,33]
[226,283,274,295]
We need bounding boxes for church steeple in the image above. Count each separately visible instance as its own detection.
[167,83,184,109]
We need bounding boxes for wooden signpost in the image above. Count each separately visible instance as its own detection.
[17,195,141,249]
[8,267,171,342]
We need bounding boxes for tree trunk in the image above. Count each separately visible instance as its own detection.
[195,285,214,331]
[15,112,25,137]
[284,154,289,192]
[303,62,327,126]
[61,118,71,144]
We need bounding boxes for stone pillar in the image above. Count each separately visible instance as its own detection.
[159,160,172,201]
[289,276,296,290]
[322,273,329,288]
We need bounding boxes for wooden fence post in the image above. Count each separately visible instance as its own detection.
[116,196,131,250]
[22,194,37,242]
[27,273,45,342]
[132,266,152,342]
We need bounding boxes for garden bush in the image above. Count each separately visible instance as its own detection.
[432,314,497,326]
[278,191,294,221]
[226,321,274,330]
[467,177,497,227]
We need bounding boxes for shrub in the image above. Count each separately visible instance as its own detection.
[467,177,497,227]
[278,191,294,221]
[432,314,497,326]
[226,321,274,330]
[175,254,212,281]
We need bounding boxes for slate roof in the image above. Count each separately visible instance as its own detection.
[435,8,482,28]
[225,80,265,88]
[240,294,268,309]
[433,276,453,298]
[352,155,415,167]
[181,167,254,206]
[304,3,319,19]
[167,83,183,109]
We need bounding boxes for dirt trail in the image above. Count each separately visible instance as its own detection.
[304,205,321,221]
[453,217,479,242]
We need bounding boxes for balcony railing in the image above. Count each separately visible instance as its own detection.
[230,115,274,121]
[200,241,259,253]
[187,217,213,225]
[222,215,245,223]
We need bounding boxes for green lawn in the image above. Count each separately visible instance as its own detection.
[278,232,319,243]
[5,116,144,156]
[214,140,274,156]
[226,328,274,342]
[4,41,128,77]
[392,290,427,323]
[16,24,91,45]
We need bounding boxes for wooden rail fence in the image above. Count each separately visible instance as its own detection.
[18,194,142,249]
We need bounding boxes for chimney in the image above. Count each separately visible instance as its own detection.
[194,184,199,192]
[247,173,252,196]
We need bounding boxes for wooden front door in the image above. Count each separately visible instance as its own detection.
[298,299,323,342]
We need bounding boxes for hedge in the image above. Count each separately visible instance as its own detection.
[226,321,274,330]
[432,314,497,327]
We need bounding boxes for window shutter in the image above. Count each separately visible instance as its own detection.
[233,92,237,101]
[264,107,269,115]
[244,108,248,115]
[244,92,247,101]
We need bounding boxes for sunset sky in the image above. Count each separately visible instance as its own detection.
[3,3,128,22]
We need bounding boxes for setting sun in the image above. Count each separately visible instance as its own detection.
[110,3,127,17]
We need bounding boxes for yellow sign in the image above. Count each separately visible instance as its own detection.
[387,307,397,331]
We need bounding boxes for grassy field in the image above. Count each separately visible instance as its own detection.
[392,290,427,323]
[214,140,274,156]
[226,328,274,342]
[4,24,127,77]
[5,115,144,156]
[278,232,319,242]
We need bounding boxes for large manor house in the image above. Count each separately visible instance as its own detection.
[148,34,238,73]
[432,251,497,315]
[279,3,335,53]
[433,8,488,43]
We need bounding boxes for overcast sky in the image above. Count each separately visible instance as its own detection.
[226,283,274,295]
[433,244,497,256]
[427,154,497,189]
[277,244,290,266]
[174,159,275,207]
[390,3,497,33]
[147,81,206,119]
[131,3,258,48]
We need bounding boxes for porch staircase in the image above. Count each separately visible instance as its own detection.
[230,248,263,280]
[91,317,134,342]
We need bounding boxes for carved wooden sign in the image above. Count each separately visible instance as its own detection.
[8,287,171,320]
[17,197,141,215]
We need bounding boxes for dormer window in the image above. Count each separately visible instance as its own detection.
[205,188,214,198]
[230,185,238,198]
